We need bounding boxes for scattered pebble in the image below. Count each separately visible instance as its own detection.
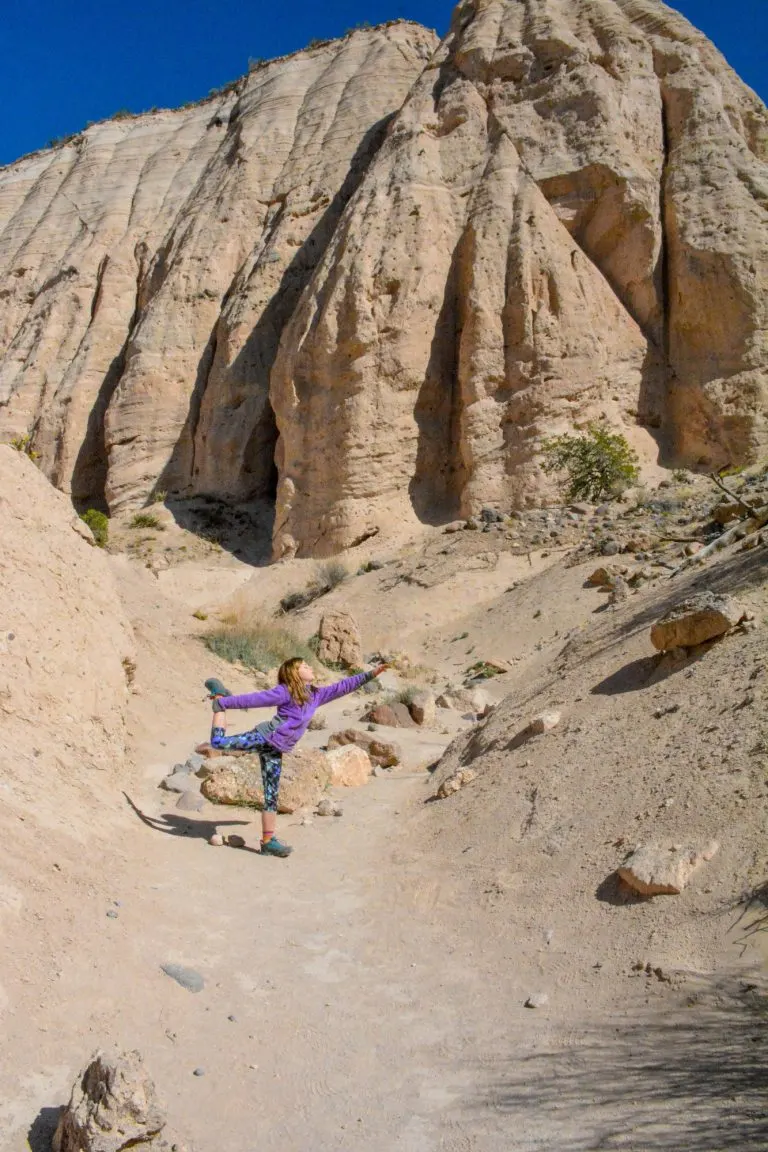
[193,1068,205,1077]
[209,834,224,846]
[525,993,549,1009]
[106,910,119,920]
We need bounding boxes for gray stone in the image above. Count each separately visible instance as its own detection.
[161,775,196,794]
[161,964,205,993]
[176,791,205,812]
[599,539,621,556]
[106,910,119,920]
[171,762,193,776]
[185,753,205,772]
[193,1068,205,1077]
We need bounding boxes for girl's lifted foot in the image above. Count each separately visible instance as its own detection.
[261,837,293,858]
[205,677,231,697]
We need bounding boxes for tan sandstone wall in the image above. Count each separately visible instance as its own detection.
[0,23,437,514]
[0,5,766,558]
[272,0,768,555]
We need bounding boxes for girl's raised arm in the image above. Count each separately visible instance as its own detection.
[217,685,289,711]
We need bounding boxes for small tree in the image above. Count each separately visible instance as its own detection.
[541,424,639,502]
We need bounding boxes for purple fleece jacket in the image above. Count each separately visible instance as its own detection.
[217,671,374,753]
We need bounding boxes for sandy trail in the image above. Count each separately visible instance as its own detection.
[7,751,768,1152]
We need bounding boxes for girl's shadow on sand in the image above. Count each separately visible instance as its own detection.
[122,792,259,852]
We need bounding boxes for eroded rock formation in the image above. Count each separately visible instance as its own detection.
[0,24,437,513]
[0,5,766,557]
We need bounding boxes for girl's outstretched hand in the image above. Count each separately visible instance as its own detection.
[371,663,390,678]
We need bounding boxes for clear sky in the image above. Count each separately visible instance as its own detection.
[1,0,766,167]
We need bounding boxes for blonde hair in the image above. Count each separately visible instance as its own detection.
[278,657,312,705]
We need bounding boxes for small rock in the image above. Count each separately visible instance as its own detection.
[185,753,205,772]
[586,566,619,588]
[161,775,197,794]
[465,516,482,530]
[600,539,621,556]
[226,834,246,848]
[327,728,401,768]
[193,1068,205,1077]
[508,710,561,750]
[171,762,193,776]
[443,520,465,534]
[617,840,719,896]
[106,910,119,920]
[176,791,205,812]
[712,500,745,525]
[308,714,327,731]
[161,964,205,993]
[684,541,703,557]
[316,797,335,817]
[409,689,436,727]
[524,993,549,1009]
[209,834,224,846]
[436,768,477,799]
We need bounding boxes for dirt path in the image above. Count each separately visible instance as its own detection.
[6,754,768,1152]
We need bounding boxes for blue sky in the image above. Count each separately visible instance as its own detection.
[1,0,765,167]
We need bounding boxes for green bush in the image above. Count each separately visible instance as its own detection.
[203,623,316,674]
[541,424,639,502]
[80,509,109,547]
[129,513,163,530]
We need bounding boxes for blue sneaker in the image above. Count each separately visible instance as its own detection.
[261,837,293,858]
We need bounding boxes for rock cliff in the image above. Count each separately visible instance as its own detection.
[0,23,437,514]
[272,0,768,554]
[0,5,766,557]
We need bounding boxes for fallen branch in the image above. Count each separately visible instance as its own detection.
[669,507,768,577]
[709,471,759,517]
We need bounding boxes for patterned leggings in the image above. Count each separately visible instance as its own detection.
[210,727,283,812]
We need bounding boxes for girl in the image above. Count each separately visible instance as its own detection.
[204,658,387,857]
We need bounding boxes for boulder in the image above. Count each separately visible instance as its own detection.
[436,768,477,799]
[325,744,372,788]
[363,702,415,728]
[650,592,746,651]
[409,690,436,727]
[202,748,331,814]
[618,841,719,897]
[586,566,620,588]
[436,687,492,715]
[327,729,401,768]
[712,500,746,525]
[53,1050,166,1152]
[316,611,363,669]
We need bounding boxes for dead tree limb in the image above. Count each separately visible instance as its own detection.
[709,472,759,517]
[669,507,768,577]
